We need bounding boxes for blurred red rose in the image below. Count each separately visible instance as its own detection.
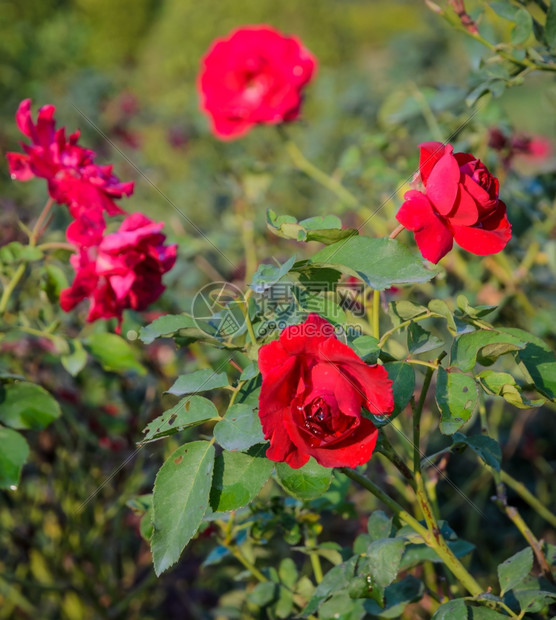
[258,314,393,469]
[60,213,177,329]
[199,25,317,139]
[396,141,511,263]
[6,99,133,244]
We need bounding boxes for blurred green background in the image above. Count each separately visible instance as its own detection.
[1,0,556,618]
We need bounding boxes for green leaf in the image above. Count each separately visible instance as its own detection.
[452,433,502,471]
[364,538,405,588]
[429,299,457,334]
[490,1,519,21]
[210,444,273,511]
[477,370,545,409]
[279,558,298,588]
[303,556,358,615]
[408,323,443,355]
[500,328,556,401]
[151,441,215,575]
[456,295,497,320]
[436,368,478,435]
[275,458,333,500]
[0,382,61,430]
[468,605,511,619]
[86,333,146,375]
[367,511,392,541]
[247,581,277,606]
[319,592,358,620]
[250,256,296,292]
[166,369,229,397]
[141,395,220,443]
[432,599,467,620]
[139,314,198,344]
[363,575,424,618]
[351,336,380,364]
[309,237,439,290]
[275,585,294,618]
[452,330,526,372]
[511,8,533,45]
[267,210,358,245]
[0,427,29,490]
[390,300,428,324]
[213,404,265,451]
[61,339,87,377]
[240,361,259,381]
[545,0,556,48]
[498,547,533,595]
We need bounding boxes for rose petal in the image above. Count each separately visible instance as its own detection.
[418,141,446,184]
[452,200,512,256]
[425,145,460,215]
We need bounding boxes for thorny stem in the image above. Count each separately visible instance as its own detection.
[339,467,484,597]
[277,126,360,208]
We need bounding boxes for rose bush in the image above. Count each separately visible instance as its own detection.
[257,314,394,468]
[198,25,316,139]
[396,141,512,263]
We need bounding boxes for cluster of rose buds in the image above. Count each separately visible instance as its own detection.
[7,100,176,330]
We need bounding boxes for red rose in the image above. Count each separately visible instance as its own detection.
[6,99,133,244]
[396,141,511,263]
[258,314,394,469]
[60,213,177,330]
[199,25,317,139]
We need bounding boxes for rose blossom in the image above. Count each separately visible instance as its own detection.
[199,25,317,139]
[396,141,511,263]
[60,213,177,329]
[258,314,394,469]
[6,99,133,244]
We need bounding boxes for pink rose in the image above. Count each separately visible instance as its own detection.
[60,213,177,329]
[199,25,317,139]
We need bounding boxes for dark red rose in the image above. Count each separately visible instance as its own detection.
[60,213,177,330]
[199,25,317,139]
[396,141,511,263]
[258,314,394,469]
[6,99,133,245]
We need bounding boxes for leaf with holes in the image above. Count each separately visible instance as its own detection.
[141,396,220,443]
[151,441,215,575]
[436,368,478,435]
[451,330,527,372]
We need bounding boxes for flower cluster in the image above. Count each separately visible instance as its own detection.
[7,100,176,329]
[396,142,512,263]
[258,314,394,468]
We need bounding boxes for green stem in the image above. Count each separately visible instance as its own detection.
[372,289,380,340]
[0,264,26,315]
[277,126,360,208]
[412,365,435,474]
[0,198,56,316]
[304,526,324,584]
[500,470,556,529]
[242,290,258,350]
[340,467,483,596]
[37,242,75,252]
